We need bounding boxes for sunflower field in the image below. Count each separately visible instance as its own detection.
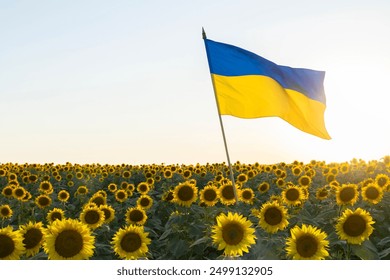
[1,155,389,260]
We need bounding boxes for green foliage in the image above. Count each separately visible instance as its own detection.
[0,156,389,259]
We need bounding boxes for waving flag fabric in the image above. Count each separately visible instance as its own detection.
[204,38,331,140]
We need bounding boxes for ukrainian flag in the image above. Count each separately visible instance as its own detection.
[204,38,331,140]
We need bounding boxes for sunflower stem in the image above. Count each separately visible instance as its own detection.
[18,200,23,225]
[345,242,351,260]
[31,206,35,222]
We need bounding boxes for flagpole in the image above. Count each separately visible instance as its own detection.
[202,28,238,202]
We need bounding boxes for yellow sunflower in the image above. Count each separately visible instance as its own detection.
[339,163,350,174]
[383,155,390,166]
[13,186,26,201]
[335,184,359,206]
[298,175,312,187]
[375,173,389,190]
[8,172,18,181]
[120,181,129,190]
[275,178,286,188]
[301,186,310,201]
[111,225,151,260]
[172,181,198,207]
[136,195,153,210]
[43,218,95,260]
[75,171,83,180]
[57,190,70,202]
[182,169,192,179]
[19,221,44,257]
[136,182,150,194]
[79,205,105,229]
[28,174,38,183]
[125,207,148,226]
[326,174,336,183]
[127,184,135,192]
[0,226,25,260]
[163,169,173,179]
[286,224,329,260]
[47,208,65,224]
[258,182,270,194]
[335,208,374,245]
[214,174,224,183]
[0,204,13,219]
[291,166,303,176]
[122,170,132,179]
[315,187,329,201]
[0,168,7,177]
[281,185,303,206]
[89,193,107,206]
[236,173,248,184]
[99,204,116,224]
[107,183,118,193]
[35,194,52,209]
[22,191,32,202]
[75,185,89,196]
[115,189,128,203]
[2,185,14,198]
[239,188,255,204]
[361,183,384,204]
[258,201,289,234]
[162,190,174,202]
[39,181,53,194]
[218,182,238,205]
[199,185,219,207]
[211,212,256,257]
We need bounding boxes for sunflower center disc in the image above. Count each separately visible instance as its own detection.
[286,189,299,201]
[343,215,366,237]
[365,187,379,200]
[264,207,283,226]
[4,188,13,196]
[204,189,217,201]
[120,232,142,253]
[15,189,25,197]
[117,192,126,199]
[140,198,150,207]
[339,187,355,202]
[102,209,111,220]
[92,197,104,206]
[55,230,83,258]
[50,212,63,222]
[85,211,100,224]
[300,178,310,186]
[222,223,244,246]
[296,235,318,258]
[24,228,43,249]
[1,208,10,216]
[242,191,252,200]
[165,192,174,201]
[39,197,50,206]
[0,234,15,258]
[178,186,194,201]
[377,178,387,187]
[130,210,144,222]
[319,190,328,197]
[222,185,235,200]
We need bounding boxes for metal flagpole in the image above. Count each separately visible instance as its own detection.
[202,27,238,202]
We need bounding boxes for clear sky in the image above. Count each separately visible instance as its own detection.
[1,0,389,165]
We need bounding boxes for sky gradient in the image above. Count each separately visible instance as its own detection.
[1,0,389,165]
